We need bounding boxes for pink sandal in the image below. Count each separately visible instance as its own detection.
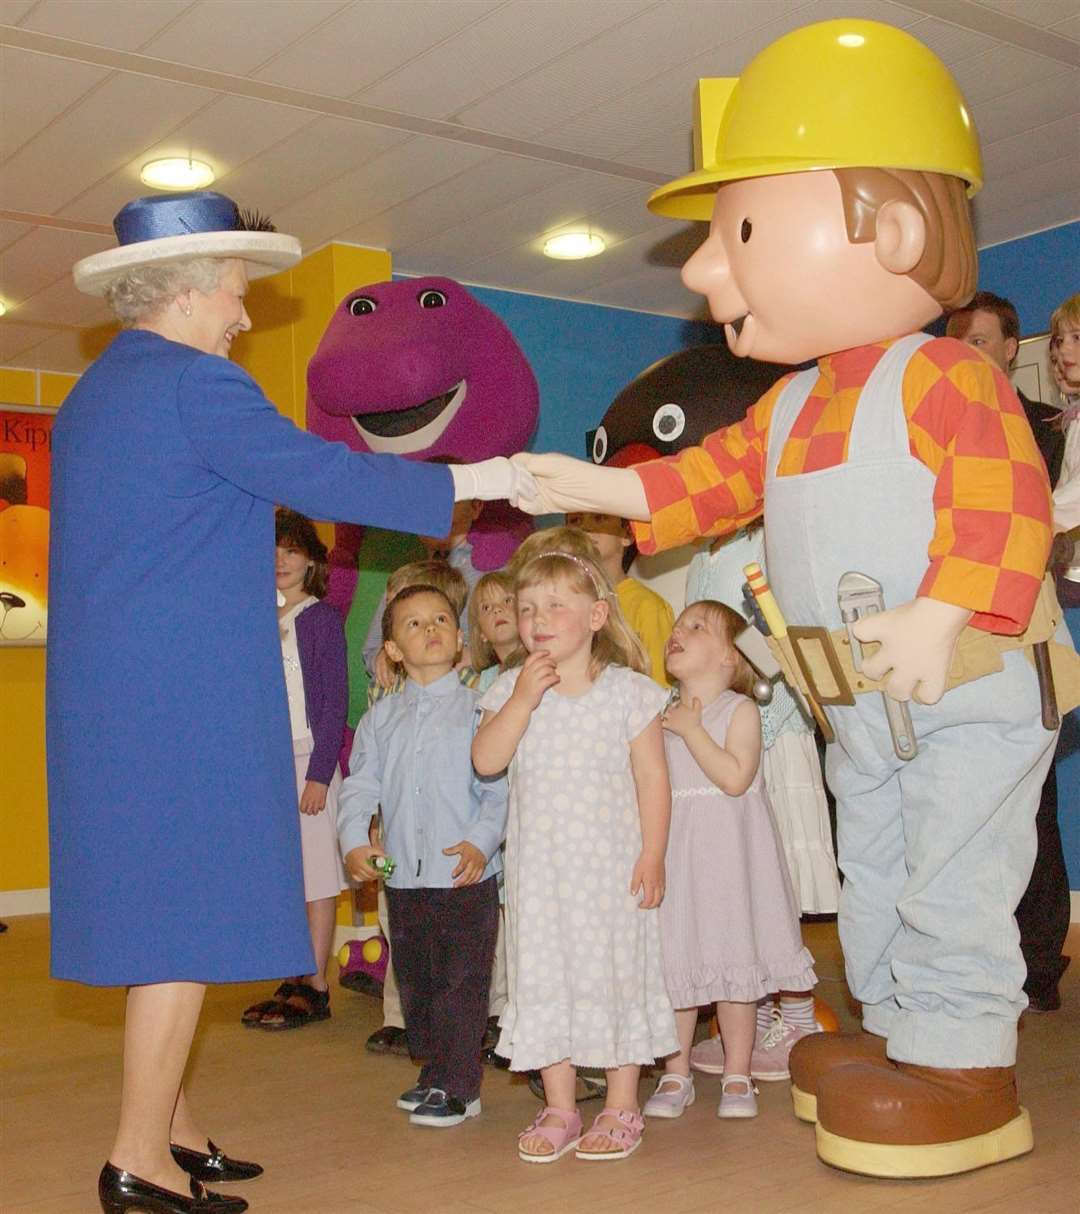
[517,1106,582,1164]
[575,1107,645,1161]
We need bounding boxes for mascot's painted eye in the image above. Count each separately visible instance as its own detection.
[592,425,608,465]
[418,289,448,309]
[652,403,686,443]
[740,218,752,243]
[348,296,377,316]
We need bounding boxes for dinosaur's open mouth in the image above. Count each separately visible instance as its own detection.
[351,380,467,454]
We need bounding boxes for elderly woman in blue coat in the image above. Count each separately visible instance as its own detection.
[49,191,524,1214]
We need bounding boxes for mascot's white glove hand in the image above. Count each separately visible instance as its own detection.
[852,597,972,705]
[509,452,651,520]
[449,457,538,504]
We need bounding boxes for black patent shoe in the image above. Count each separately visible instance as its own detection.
[171,1139,263,1182]
[98,1162,248,1213]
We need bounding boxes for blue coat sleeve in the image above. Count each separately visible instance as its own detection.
[176,355,453,537]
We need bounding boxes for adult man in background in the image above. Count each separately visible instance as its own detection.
[947,291,1070,1012]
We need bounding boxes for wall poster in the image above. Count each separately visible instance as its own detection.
[0,404,55,646]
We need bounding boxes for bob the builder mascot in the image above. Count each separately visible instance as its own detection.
[512,18,1079,1179]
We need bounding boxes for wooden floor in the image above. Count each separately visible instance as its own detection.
[3,916,1078,1214]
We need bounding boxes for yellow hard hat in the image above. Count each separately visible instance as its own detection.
[648,19,983,220]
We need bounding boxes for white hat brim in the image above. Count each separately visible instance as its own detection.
[73,230,303,295]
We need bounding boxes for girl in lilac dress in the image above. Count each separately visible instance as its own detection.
[242,509,349,1030]
[645,600,816,1121]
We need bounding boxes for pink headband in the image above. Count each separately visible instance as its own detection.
[523,550,610,599]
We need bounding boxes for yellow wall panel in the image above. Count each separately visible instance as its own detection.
[0,648,49,891]
[39,373,79,407]
[0,367,37,404]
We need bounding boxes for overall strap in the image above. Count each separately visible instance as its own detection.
[848,333,933,461]
[764,368,819,481]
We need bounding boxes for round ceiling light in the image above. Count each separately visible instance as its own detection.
[140,157,216,191]
[542,231,606,260]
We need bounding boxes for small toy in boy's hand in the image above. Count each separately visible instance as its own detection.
[371,854,396,878]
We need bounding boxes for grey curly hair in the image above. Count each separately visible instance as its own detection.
[102,257,227,326]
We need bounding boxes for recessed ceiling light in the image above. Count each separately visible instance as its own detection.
[140,157,216,191]
[543,231,606,260]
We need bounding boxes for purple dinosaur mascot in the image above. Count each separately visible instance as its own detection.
[307,276,539,617]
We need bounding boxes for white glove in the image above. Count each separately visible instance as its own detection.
[509,452,651,520]
[449,457,538,504]
[852,596,972,704]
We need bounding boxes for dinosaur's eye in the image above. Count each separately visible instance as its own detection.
[652,403,686,442]
[592,425,608,465]
[418,289,447,309]
[348,296,377,316]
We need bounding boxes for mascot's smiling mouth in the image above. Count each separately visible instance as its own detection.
[351,380,467,454]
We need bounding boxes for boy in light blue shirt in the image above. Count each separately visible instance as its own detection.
[339,583,506,1127]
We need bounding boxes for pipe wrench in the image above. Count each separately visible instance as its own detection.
[838,571,918,761]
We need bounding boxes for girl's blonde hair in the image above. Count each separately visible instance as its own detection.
[1050,292,1080,342]
[682,599,757,698]
[467,570,518,672]
[507,525,602,579]
[514,549,646,679]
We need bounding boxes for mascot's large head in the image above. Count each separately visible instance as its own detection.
[307,276,538,459]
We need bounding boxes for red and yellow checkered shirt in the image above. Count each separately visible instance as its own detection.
[632,337,1052,635]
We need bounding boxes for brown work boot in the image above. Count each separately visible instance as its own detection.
[788,1029,890,1122]
[815,1061,1032,1178]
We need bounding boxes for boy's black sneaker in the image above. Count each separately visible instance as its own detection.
[396,1083,433,1111]
[408,1089,481,1127]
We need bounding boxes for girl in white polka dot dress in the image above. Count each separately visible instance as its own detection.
[474,550,678,1164]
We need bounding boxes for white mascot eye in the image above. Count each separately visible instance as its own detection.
[653,403,685,442]
[592,425,608,465]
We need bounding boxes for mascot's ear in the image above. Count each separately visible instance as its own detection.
[874,199,926,276]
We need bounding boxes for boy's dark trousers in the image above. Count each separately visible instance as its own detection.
[385,875,499,1102]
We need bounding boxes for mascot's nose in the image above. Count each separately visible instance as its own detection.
[608,442,659,468]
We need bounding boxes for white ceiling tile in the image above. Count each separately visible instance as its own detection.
[982,113,1079,180]
[357,0,657,119]
[976,151,1080,217]
[63,94,320,225]
[338,153,572,253]
[253,0,503,98]
[974,184,1080,247]
[396,171,642,266]
[901,15,1000,64]
[458,0,800,139]
[1,0,39,24]
[972,0,1080,28]
[141,0,348,74]
[2,324,104,373]
[972,66,1078,144]
[3,72,216,214]
[1048,13,1080,40]
[0,320,51,364]
[0,227,112,307]
[212,116,411,218]
[0,48,110,161]
[951,43,1074,105]
[270,135,492,249]
[12,274,114,327]
[0,218,33,251]
[19,0,193,50]
[794,0,923,28]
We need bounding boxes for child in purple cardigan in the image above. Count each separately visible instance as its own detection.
[242,509,350,1030]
